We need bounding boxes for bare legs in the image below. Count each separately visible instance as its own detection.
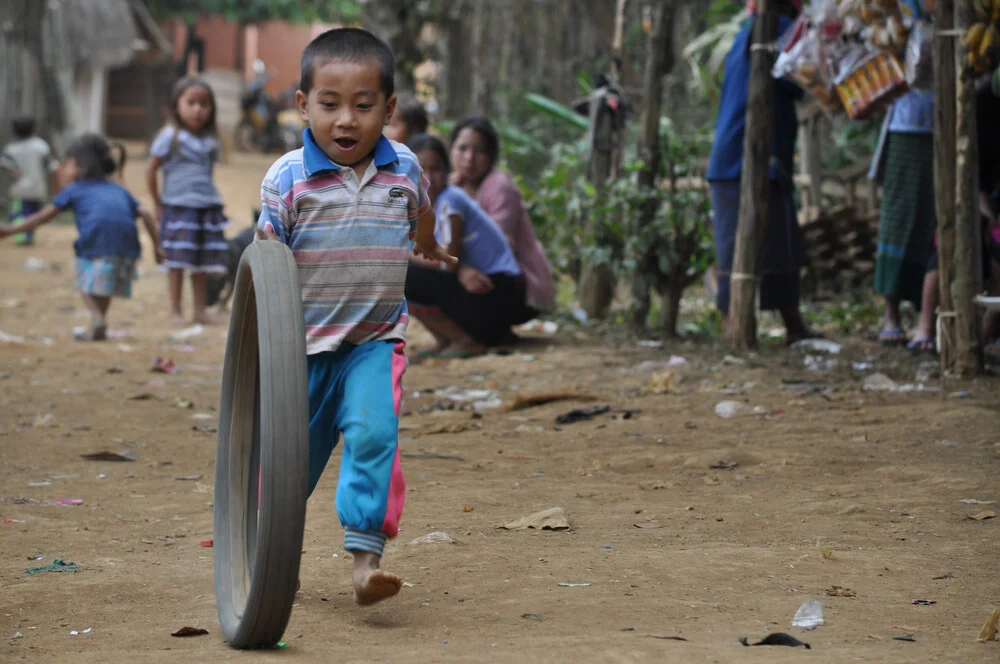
[168,268,185,326]
[78,292,111,341]
[168,268,216,326]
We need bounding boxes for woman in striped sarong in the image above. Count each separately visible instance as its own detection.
[869,90,935,345]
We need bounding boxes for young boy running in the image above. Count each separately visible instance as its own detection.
[257,28,453,606]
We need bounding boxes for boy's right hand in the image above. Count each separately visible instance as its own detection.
[0,226,15,240]
[256,223,280,241]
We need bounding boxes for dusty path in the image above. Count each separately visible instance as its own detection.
[1,148,999,663]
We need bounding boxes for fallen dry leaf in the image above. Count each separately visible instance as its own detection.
[825,585,857,598]
[643,370,677,396]
[506,392,598,411]
[420,421,481,436]
[968,510,996,521]
[171,626,209,637]
[499,507,571,532]
[978,608,1000,642]
[638,480,669,491]
[633,521,665,529]
[81,450,138,462]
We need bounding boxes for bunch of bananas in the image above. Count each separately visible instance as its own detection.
[964,0,1000,72]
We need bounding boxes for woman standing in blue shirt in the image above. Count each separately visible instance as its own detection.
[707,0,813,342]
[868,90,935,345]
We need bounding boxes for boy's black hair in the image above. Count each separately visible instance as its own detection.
[408,134,449,172]
[12,116,36,139]
[65,133,126,180]
[450,117,500,167]
[396,95,429,135]
[299,28,395,98]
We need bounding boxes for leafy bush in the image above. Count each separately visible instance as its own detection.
[519,126,715,336]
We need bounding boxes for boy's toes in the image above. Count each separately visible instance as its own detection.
[354,570,403,606]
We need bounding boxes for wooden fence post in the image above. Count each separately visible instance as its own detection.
[952,0,983,375]
[728,0,778,348]
[933,0,957,371]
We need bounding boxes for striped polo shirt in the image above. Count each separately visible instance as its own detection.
[257,128,430,355]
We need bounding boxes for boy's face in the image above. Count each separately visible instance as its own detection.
[297,58,396,168]
[383,113,410,143]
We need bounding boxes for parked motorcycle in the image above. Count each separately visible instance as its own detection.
[234,60,304,153]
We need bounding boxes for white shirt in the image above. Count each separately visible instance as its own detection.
[1,137,57,201]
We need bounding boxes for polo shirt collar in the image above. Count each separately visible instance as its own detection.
[301,128,400,178]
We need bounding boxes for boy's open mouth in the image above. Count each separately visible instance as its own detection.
[334,138,359,150]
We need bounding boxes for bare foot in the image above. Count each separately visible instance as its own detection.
[353,568,403,607]
[170,313,185,327]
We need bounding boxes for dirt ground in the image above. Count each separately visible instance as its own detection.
[2,147,1000,663]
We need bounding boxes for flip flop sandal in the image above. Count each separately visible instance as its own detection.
[879,327,906,346]
[907,338,936,355]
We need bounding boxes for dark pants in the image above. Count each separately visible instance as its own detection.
[709,180,803,314]
[405,265,533,346]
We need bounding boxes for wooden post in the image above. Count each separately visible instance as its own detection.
[728,0,778,348]
[629,0,672,330]
[933,0,958,371]
[952,0,983,374]
[578,0,628,321]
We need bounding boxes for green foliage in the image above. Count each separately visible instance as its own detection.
[524,93,589,131]
[805,293,883,337]
[145,0,362,24]
[519,125,716,332]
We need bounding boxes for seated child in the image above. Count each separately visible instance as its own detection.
[384,93,429,144]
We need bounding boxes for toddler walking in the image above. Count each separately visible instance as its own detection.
[146,77,228,326]
[0,116,58,246]
[0,134,163,340]
[257,28,452,605]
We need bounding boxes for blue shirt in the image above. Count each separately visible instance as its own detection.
[53,180,141,259]
[707,16,801,182]
[150,127,223,209]
[888,90,934,134]
[435,185,522,277]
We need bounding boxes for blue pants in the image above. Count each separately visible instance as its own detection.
[308,341,407,556]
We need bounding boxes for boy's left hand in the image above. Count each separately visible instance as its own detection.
[413,238,457,265]
[154,245,166,265]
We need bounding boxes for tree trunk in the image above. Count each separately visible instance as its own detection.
[469,0,489,113]
[952,0,983,375]
[659,280,684,339]
[727,1,778,349]
[578,0,628,321]
[933,0,958,372]
[0,1,47,137]
[630,0,672,330]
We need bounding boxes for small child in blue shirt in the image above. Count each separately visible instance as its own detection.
[0,134,163,340]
